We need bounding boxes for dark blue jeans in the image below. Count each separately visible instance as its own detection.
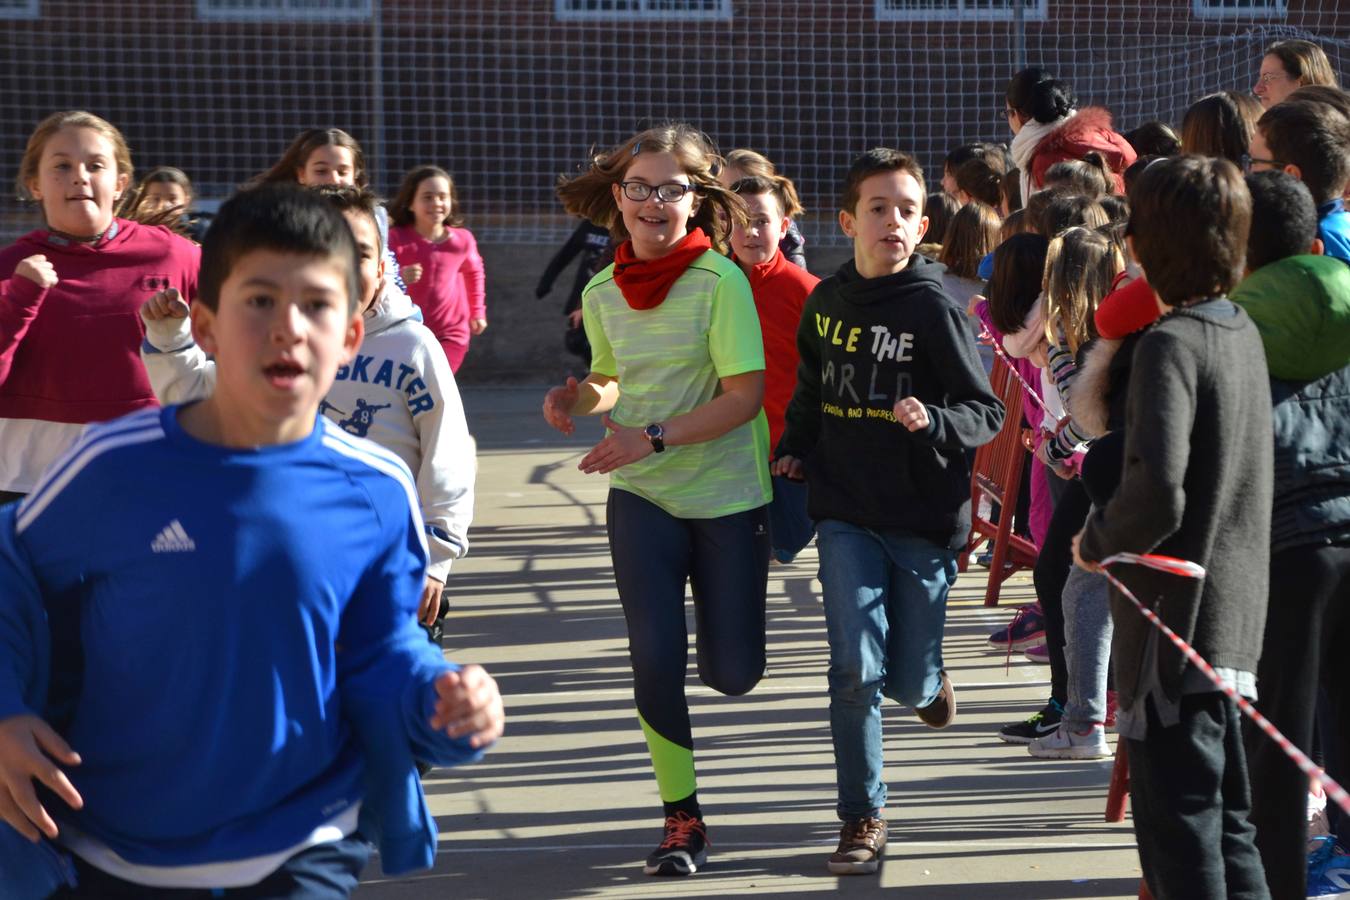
[50,835,371,898]
[816,519,956,820]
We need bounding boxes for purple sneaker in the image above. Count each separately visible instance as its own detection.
[987,603,1046,651]
[1023,643,1050,664]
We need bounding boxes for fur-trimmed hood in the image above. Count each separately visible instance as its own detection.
[1067,337,1121,439]
[1029,106,1137,193]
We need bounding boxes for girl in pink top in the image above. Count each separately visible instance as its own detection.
[0,111,199,499]
[387,166,486,373]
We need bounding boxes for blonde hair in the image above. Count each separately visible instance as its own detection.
[556,123,746,252]
[1043,226,1124,353]
[726,148,805,218]
[1266,40,1340,90]
[17,111,133,206]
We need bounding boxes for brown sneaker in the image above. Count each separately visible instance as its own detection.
[827,816,887,875]
[916,669,956,728]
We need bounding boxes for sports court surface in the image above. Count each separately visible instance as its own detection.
[359,386,1143,899]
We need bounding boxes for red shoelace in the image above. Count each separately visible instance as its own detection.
[659,811,710,849]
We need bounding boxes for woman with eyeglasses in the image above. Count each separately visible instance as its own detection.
[1254,40,1341,110]
[1004,66,1136,200]
[543,124,770,878]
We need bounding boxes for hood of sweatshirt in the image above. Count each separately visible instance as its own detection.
[1232,254,1350,382]
[834,253,948,306]
[363,283,423,338]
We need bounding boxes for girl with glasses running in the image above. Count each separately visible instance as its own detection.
[543,123,771,878]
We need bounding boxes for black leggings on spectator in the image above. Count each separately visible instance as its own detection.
[1246,541,1350,900]
[1032,475,1091,707]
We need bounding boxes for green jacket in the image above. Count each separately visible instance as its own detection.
[1231,254,1350,381]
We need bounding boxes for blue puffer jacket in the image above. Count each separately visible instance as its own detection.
[1271,365,1350,554]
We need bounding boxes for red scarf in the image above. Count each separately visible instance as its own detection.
[612,228,712,310]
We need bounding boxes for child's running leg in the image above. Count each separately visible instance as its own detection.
[1128,694,1269,900]
[440,339,469,373]
[816,519,898,875]
[606,489,710,876]
[817,519,898,823]
[879,531,957,713]
[607,489,697,810]
[688,505,770,696]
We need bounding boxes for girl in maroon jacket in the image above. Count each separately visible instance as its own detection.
[0,111,200,502]
[1004,67,1136,198]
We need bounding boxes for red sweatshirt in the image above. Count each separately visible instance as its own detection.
[0,220,200,423]
[743,249,819,451]
[388,225,486,357]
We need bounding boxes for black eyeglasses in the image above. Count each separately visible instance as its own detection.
[1240,153,1285,173]
[619,181,700,203]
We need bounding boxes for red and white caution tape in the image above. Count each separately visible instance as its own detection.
[979,325,1053,418]
[1100,551,1350,817]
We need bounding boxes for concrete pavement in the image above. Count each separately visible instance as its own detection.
[357,387,1143,899]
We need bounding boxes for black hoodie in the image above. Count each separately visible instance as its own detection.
[776,254,1004,550]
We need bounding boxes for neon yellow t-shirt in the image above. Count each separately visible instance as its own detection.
[583,250,771,519]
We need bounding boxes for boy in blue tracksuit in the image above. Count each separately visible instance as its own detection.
[0,185,503,897]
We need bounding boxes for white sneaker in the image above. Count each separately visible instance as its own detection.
[1027,723,1110,759]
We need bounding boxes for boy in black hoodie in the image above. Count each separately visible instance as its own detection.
[774,149,1004,875]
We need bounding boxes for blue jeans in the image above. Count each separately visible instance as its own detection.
[816,519,957,820]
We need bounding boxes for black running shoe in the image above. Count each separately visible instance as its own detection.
[643,812,709,876]
[998,699,1064,744]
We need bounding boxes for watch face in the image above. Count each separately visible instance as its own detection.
[645,424,662,439]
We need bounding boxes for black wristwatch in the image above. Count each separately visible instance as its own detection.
[643,423,666,453]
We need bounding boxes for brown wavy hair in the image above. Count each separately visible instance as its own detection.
[387,165,465,228]
[556,123,746,252]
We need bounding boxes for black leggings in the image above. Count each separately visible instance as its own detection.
[1032,476,1091,707]
[607,488,769,806]
[1247,541,1350,900]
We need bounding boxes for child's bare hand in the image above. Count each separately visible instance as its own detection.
[578,414,653,475]
[1034,439,1076,480]
[401,264,423,284]
[542,377,579,435]
[566,309,584,330]
[139,288,189,322]
[1071,532,1101,573]
[771,455,805,480]
[419,576,445,627]
[14,255,57,290]
[470,318,488,336]
[429,665,504,749]
[894,397,930,432]
[0,715,82,842]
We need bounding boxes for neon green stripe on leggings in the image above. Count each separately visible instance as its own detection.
[638,711,697,803]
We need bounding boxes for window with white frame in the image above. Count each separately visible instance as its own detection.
[555,0,732,22]
[196,0,372,22]
[0,0,39,20]
[1193,0,1286,18]
[876,0,1046,21]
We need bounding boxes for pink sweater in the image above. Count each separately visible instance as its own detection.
[0,220,200,423]
[388,225,486,355]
